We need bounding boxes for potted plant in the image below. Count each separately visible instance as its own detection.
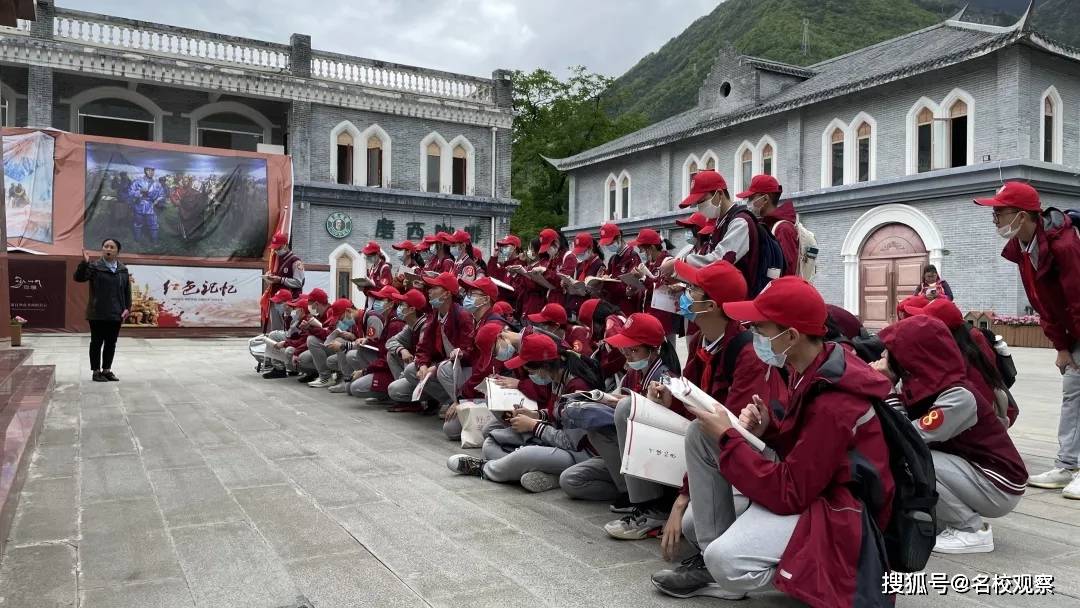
[10,316,26,347]
[990,313,1051,348]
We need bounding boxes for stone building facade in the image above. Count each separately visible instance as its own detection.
[0,1,515,301]
[551,7,1080,327]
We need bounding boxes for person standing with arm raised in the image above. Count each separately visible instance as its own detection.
[74,239,131,382]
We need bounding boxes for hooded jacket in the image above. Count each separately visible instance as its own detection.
[762,201,800,277]
[1001,208,1080,352]
[879,316,1026,496]
[717,342,895,608]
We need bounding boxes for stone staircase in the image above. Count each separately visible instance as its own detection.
[0,349,55,559]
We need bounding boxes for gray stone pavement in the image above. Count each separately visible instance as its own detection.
[2,335,1079,607]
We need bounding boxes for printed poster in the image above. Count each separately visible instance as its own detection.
[3,131,55,243]
[125,264,262,327]
[7,257,66,328]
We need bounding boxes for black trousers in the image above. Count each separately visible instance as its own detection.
[89,319,122,371]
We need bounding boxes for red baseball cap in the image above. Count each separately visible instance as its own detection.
[434,231,453,244]
[736,174,782,200]
[330,298,354,315]
[505,332,559,369]
[270,232,289,248]
[269,288,292,304]
[897,294,930,319]
[680,170,728,208]
[572,232,594,255]
[493,301,514,317]
[579,298,601,327]
[450,229,472,244]
[416,235,437,251]
[391,288,427,310]
[391,240,416,251]
[907,297,964,330]
[462,276,498,300]
[286,296,308,309]
[527,303,568,327]
[366,285,399,301]
[722,276,827,336]
[629,228,662,248]
[974,181,1041,212]
[307,288,329,306]
[598,223,621,246]
[538,228,559,254]
[674,260,747,305]
[497,235,521,248]
[361,241,381,255]
[423,272,459,293]
[605,313,665,348]
[675,212,709,231]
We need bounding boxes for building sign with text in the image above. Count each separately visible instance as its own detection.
[8,258,67,328]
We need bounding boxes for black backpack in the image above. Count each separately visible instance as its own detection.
[750,219,787,297]
[978,327,1017,389]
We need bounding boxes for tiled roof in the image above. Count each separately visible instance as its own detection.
[551,20,1022,171]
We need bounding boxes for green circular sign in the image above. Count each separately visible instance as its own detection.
[326,212,353,239]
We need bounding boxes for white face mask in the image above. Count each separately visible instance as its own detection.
[699,198,722,219]
[308,305,319,316]
[684,230,696,245]
[997,213,1022,240]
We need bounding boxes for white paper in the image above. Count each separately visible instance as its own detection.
[489,277,516,292]
[650,287,677,313]
[484,377,539,412]
[665,377,766,452]
[412,370,432,401]
[458,401,496,449]
[620,391,691,487]
[619,272,646,292]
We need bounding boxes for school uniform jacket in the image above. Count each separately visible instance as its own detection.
[565,255,603,320]
[454,254,484,280]
[717,343,896,608]
[519,255,558,317]
[601,246,642,316]
[414,303,475,368]
[879,319,1027,496]
[362,314,406,392]
[642,251,676,333]
[367,259,393,289]
[762,202,800,277]
[689,204,760,291]
[1001,208,1080,353]
[621,357,674,394]
[425,255,455,275]
[460,309,510,400]
[529,374,594,453]
[386,314,429,360]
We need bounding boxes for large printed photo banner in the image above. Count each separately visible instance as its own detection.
[3,131,55,244]
[85,143,269,258]
[125,264,262,327]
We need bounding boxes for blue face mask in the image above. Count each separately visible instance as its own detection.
[603,243,620,256]
[528,372,552,386]
[575,252,589,262]
[429,296,445,309]
[752,329,791,368]
[678,292,697,321]
[462,295,486,312]
[336,318,356,332]
[495,342,516,362]
[449,245,462,258]
[371,300,387,314]
[685,230,696,245]
[626,357,651,371]
[395,306,409,321]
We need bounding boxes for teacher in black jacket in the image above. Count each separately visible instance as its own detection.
[74,238,132,382]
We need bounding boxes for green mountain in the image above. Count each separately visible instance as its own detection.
[607,0,1071,124]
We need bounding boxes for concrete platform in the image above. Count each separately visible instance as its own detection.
[1,335,1078,607]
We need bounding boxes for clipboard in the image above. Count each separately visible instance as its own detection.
[350,277,375,289]
[490,277,516,292]
[525,269,555,290]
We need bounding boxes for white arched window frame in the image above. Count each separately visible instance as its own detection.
[940,88,975,170]
[0,82,18,127]
[328,242,366,304]
[186,101,273,146]
[755,135,777,178]
[681,153,701,201]
[1040,85,1064,164]
[604,173,619,221]
[358,124,392,188]
[905,97,942,175]
[67,86,165,141]
[820,118,849,188]
[419,131,450,192]
[329,120,363,185]
[850,112,878,183]
[448,135,476,196]
[617,169,632,219]
[700,149,719,172]
[732,141,755,194]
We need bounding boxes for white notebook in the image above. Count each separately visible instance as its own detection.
[620,391,693,487]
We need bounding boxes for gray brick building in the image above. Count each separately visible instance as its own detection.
[550,7,1080,328]
[0,1,515,301]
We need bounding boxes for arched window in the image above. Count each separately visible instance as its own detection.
[606,175,618,221]
[366,136,384,187]
[620,173,631,218]
[947,100,968,169]
[358,124,391,188]
[1041,86,1064,164]
[705,156,716,170]
[740,148,753,191]
[79,98,155,141]
[761,144,774,176]
[336,131,354,185]
[830,128,845,187]
[688,160,699,193]
[856,121,872,183]
[426,142,442,192]
[916,107,934,173]
[197,112,264,151]
[452,144,468,195]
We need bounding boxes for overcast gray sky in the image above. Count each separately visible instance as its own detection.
[61,0,722,79]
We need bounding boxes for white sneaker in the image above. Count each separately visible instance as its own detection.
[308,377,335,388]
[605,508,667,540]
[327,382,349,394]
[1063,474,1080,500]
[1028,467,1078,489]
[519,471,559,493]
[933,525,994,554]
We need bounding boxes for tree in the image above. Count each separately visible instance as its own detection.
[510,67,647,241]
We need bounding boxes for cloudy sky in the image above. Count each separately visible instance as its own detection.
[62,0,722,78]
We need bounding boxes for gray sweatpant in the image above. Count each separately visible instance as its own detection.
[1055,346,1080,469]
[329,348,376,383]
[480,437,589,484]
[387,363,436,403]
[933,450,1021,532]
[262,331,296,371]
[306,335,335,379]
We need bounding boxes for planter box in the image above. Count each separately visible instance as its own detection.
[991,323,1053,349]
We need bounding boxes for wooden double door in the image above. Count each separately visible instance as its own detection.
[859,223,928,331]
